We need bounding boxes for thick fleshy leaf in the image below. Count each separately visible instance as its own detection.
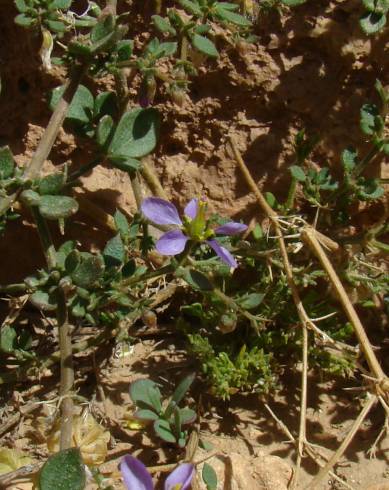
[164,463,195,490]
[207,239,237,268]
[184,198,198,220]
[156,230,188,255]
[141,197,182,226]
[120,455,153,490]
[215,222,247,236]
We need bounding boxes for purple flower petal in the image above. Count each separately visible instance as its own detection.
[164,463,195,490]
[207,239,237,268]
[184,199,198,220]
[120,455,154,490]
[141,198,182,226]
[215,222,248,236]
[156,229,189,255]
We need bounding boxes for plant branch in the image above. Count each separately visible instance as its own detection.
[230,135,312,486]
[0,285,176,385]
[23,64,87,182]
[30,207,74,449]
[57,286,74,450]
[140,158,169,199]
[301,226,386,384]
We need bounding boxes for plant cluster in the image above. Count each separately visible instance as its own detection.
[0,0,387,488]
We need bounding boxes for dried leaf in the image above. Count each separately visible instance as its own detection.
[47,413,110,466]
[0,448,32,475]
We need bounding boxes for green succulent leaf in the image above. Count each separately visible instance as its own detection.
[202,463,217,490]
[49,0,72,9]
[39,195,79,220]
[0,326,17,353]
[357,179,384,200]
[71,254,105,288]
[360,11,387,33]
[214,6,251,26]
[179,407,197,425]
[159,42,178,57]
[30,290,58,311]
[281,0,306,5]
[129,379,162,413]
[216,2,240,11]
[64,250,80,274]
[0,146,15,179]
[56,241,76,269]
[109,108,160,159]
[153,419,177,443]
[341,147,358,173]
[50,85,94,124]
[39,448,86,490]
[265,192,277,208]
[152,15,177,35]
[103,233,126,267]
[362,0,389,14]
[96,115,114,148]
[134,409,160,421]
[116,40,133,61]
[90,13,115,44]
[179,0,203,16]
[171,373,195,405]
[15,0,29,13]
[114,209,130,240]
[38,172,66,195]
[238,293,264,310]
[20,190,41,207]
[46,19,67,33]
[289,165,306,182]
[360,103,382,135]
[94,92,118,119]
[15,13,34,27]
[191,34,219,58]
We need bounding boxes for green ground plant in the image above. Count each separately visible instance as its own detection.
[0,0,387,488]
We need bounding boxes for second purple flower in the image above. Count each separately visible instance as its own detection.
[141,197,247,268]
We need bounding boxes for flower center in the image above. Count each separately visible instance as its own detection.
[183,199,214,241]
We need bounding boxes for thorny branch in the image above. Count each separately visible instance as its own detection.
[229,135,310,487]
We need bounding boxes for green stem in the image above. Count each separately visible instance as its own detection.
[0,283,27,294]
[31,208,57,270]
[0,64,87,218]
[369,238,389,253]
[120,264,174,288]
[181,35,188,62]
[57,286,74,450]
[285,177,297,211]
[30,207,74,450]
[23,64,87,182]
[354,145,380,177]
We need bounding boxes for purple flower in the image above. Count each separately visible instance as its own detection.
[141,197,247,268]
[120,454,194,490]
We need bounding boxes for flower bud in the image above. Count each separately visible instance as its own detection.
[218,312,237,334]
[139,76,157,108]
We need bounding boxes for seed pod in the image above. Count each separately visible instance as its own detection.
[142,310,157,328]
[170,87,186,107]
